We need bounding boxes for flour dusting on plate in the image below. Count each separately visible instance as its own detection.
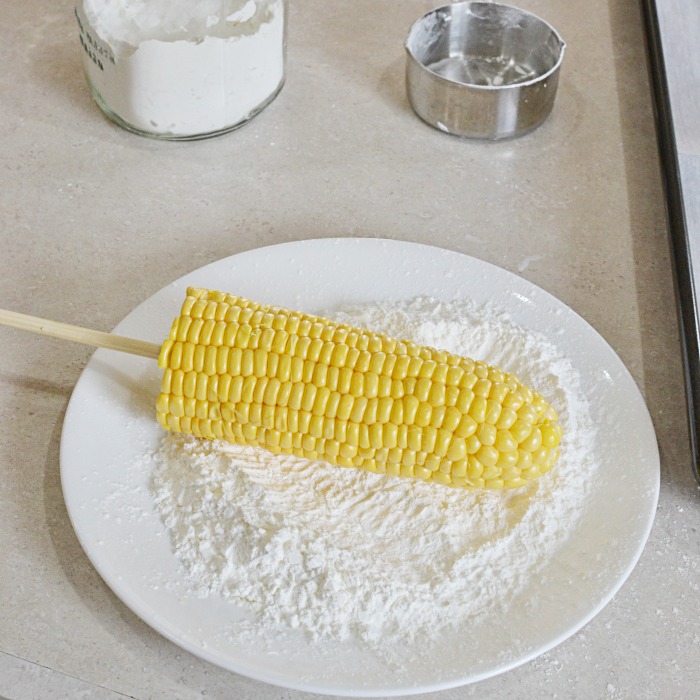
[150,297,597,650]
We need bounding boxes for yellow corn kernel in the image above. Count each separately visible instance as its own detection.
[396,423,408,449]
[540,423,560,448]
[517,404,538,425]
[364,372,379,398]
[179,342,195,373]
[474,361,489,379]
[440,406,461,432]
[308,415,324,438]
[239,348,253,377]
[466,433,481,454]
[531,445,551,466]
[477,445,499,468]
[377,374,392,397]
[249,402,262,426]
[322,417,334,439]
[434,429,452,457]
[350,371,364,397]
[368,423,383,449]
[383,423,398,449]
[428,382,445,407]
[421,426,437,453]
[194,373,207,402]
[312,386,331,416]
[262,405,277,429]
[496,449,519,468]
[325,391,341,419]
[392,354,410,379]
[326,366,339,391]
[414,401,432,428]
[301,383,317,412]
[351,345,367,367]
[477,423,497,446]
[454,414,478,438]
[458,365,476,387]
[451,458,468,477]
[228,374,244,403]
[520,426,543,452]
[403,395,420,424]
[288,356,303,383]
[265,353,279,379]
[358,424,371,449]
[274,406,288,431]
[390,399,404,425]
[495,429,518,454]
[484,399,502,425]
[490,382,509,403]
[377,396,393,423]
[430,406,445,429]
[350,396,368,423]
[424,454,441,471]
[235,324,252,348]
[288,383,304,411]
[200,319,217,346]
[329,343,347,368]
[473,379,492,398]
[407,426,422,452]
[496,406,518,429]
[318,341,333,365]
[259,327,275,351]
[511,419,533,444]
[503,390,525,411]
[484,479,505,490]
[234,400,249,424]
[382,354,397,377]
[337,394,354,421]
[302,359,315,383]
[307,339,324,362]
[446,437,467,461]
[389,378,404,399]
[298,411,312,434]
[414,377,431,402]
[417,359,436,379]
[275,380,291,407]
[263,378,281,406]
[337,367,353,394]
[469,395,488,423]
[252,377,268,405]
[346,422,360,447]
[294,336,310,359]
[467,455,484,478]
[364,397,378,424]
[207,374,219,402]
[204,345,218,375]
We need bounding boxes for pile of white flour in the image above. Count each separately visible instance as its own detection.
[150,297,596,647]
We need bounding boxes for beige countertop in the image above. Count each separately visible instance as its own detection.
[1,0,698,698]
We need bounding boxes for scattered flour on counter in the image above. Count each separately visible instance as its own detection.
[150,296,597,648]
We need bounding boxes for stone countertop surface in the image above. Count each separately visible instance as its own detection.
[0,0,698,698]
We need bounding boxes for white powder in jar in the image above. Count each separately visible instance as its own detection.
[76,0,285,138]
[150,296,597,649]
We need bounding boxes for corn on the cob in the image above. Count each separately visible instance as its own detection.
[156,287,562,489]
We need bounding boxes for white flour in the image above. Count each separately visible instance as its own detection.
[150,297,596,648]
[76,0,285,137]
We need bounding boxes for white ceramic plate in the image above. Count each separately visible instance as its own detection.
[60,238,659,696]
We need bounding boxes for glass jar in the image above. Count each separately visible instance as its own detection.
[75,0,287,140]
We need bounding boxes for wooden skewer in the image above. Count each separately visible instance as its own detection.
[0,308,161,359]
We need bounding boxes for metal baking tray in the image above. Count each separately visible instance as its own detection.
[641,0,700,484]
